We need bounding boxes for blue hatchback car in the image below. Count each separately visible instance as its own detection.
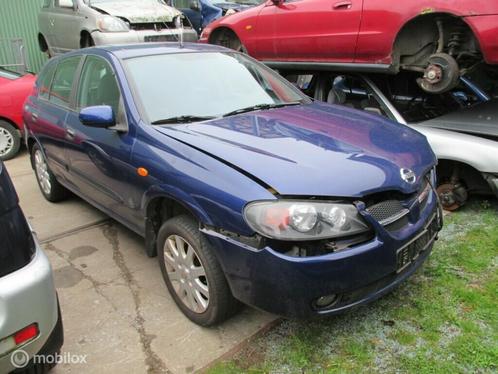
[24,43,443,326]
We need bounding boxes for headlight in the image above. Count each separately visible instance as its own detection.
[244,200,370,240]
[97,16,129,32]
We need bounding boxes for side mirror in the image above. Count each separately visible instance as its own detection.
[189,0,200,11]
[271,0,284,5]
[79,105,115,128]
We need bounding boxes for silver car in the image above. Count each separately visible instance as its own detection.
[286,72,498,211]
[0,162,63,373]
[38,0,198,56]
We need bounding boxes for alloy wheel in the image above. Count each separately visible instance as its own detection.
[34,149,52,195]
[0,127,14,157]
[163,235,209,313]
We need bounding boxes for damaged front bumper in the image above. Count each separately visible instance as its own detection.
[203,188,443,318]
[91,28,198,46]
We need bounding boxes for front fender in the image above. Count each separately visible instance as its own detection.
[141,184,214,226]
[411,125,498,173]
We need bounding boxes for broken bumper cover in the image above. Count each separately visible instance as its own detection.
[204,194,442,318]
[90,28,198,45]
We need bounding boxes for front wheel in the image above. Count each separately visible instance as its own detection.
[157,215,240,326]
[31,144,68,202]
[0,121,21,161]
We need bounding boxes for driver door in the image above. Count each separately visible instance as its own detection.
[257,0,363,61]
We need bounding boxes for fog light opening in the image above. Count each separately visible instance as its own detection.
[314,294,340,310]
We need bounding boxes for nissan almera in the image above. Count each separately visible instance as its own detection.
[23,43,443,326]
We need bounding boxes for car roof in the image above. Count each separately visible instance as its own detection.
[88,42,230,59]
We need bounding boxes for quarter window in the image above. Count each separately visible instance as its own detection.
[76,56,121,115]
[38,63,57,100]
[49,56,81,107]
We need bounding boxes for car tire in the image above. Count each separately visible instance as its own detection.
[157,215,240,326]
[31,143,68,202]
[0,121,21,161]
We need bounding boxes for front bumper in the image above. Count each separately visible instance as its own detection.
[0,243,61,373]
[204,189,443,318]
[90,28,198,46]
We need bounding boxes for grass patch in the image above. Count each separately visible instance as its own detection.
[209,200,498,373]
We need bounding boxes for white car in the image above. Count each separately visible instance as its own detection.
[286,71,498,211]
[38,0,197,56]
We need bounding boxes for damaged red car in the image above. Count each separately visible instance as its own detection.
[200,0,498,94]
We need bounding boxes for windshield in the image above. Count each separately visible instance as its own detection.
[212,0,263,5]
[125,52,309,123]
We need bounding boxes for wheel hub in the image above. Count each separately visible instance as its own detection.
[437,183,468,211]
[163,235,209,313]
[0,128,14,156]
[424,64,443,84]
[34,150,52,195]
[417,53,460,94]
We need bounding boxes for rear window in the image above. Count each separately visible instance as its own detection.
[49,56,81,107]
[37,62,57,100]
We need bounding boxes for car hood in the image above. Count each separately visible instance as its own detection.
[155,103,436,197]
[421,100,498,138]
[91,0,181,23]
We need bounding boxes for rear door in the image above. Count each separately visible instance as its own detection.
[64,55,137,227]
[27,56,82,179]
[257,0,363,61]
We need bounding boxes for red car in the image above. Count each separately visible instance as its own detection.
[200,0,498,94]
[0,68,36,160]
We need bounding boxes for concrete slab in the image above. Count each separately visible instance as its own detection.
[4,153,107,242]
[45,223,276,374]
[5,153,277,373]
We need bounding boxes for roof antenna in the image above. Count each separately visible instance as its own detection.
[175,15,184,48]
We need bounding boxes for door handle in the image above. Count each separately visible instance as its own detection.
[333,1,352,9]
[31,112,39,121]
[66,127,76,138]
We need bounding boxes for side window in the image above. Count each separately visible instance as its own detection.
[49,56,81,107]
[334,76,389,118]
[56,0,74,8]
[76,56,122,117]
[38,63,57,100]
[42,0,52,8]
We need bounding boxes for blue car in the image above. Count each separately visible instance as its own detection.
[23,43,443,326]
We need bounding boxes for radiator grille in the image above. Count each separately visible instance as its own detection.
[366,200,409,226]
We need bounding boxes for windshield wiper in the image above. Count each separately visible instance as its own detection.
[151,115,216,125]
[222,102,301,117]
